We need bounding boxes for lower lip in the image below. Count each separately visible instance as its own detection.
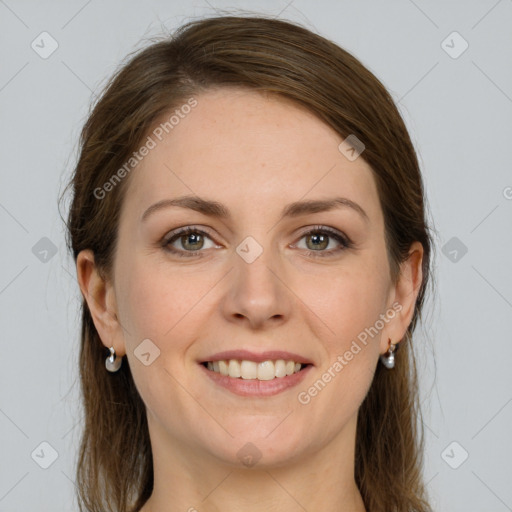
[199,363,312,397]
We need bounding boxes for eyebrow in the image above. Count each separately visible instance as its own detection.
[141,195,369,224]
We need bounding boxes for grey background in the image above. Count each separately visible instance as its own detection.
[1,0,511,511]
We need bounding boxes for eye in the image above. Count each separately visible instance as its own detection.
[161,225,353,259]
[162,227,218,258]
[294,225,353,258]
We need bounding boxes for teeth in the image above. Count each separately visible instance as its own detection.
[228,359,241,378]
[240,360,257,379]
[205,359,305,380]
[257,361,275,381]
[218,360,229,376]
[274,359,287,378]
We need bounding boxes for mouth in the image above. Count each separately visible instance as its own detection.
[198,351,313,397]
[200,359,311,380]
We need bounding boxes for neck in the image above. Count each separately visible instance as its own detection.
[140,414,366,512]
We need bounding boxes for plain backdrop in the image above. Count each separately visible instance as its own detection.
[1,1,511,511]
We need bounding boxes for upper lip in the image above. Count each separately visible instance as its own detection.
[200,349,314,365]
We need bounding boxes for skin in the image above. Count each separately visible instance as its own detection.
[77,87,423,512]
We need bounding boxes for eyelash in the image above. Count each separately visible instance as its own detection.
[161,225,353,259]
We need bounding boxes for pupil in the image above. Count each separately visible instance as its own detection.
[309,233,327,250]
[184,233,202,250]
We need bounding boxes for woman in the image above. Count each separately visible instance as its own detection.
[62,14,434,512]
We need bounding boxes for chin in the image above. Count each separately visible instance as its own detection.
[200,426,306,469]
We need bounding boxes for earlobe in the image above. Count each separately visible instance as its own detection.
[76,249,125,356]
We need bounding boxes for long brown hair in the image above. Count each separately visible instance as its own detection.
[61,14,435,512]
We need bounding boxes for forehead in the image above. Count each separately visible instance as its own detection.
[122,87,380,223]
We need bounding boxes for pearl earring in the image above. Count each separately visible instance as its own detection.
[105,346,123,372]
[380,338,397,369]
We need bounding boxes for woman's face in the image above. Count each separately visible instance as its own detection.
[82,87,421,469]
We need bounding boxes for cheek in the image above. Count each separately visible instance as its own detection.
[314,264,389,347]
[115,260,200,407]
[120,270,167,340]
[117,254,216,350]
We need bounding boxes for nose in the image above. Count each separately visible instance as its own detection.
[221,238,291,330]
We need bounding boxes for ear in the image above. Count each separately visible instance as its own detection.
[76,249,126,357]
[381,241,424,353]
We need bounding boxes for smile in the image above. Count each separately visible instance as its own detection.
[202,359,307,380]
[199,359,312,397]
